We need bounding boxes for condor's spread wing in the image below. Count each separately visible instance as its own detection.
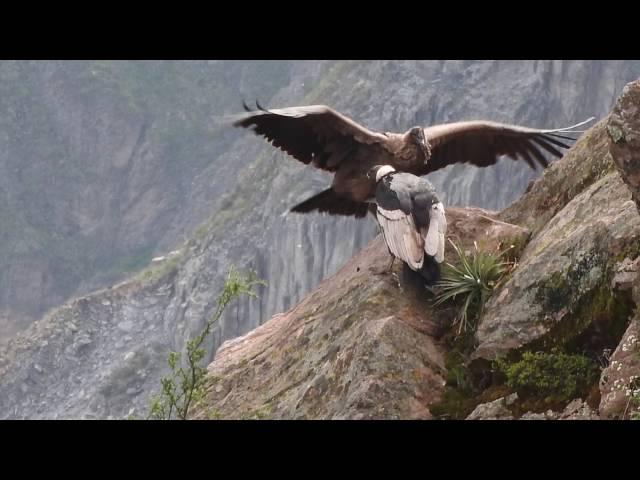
[417,117,594,175]
[233,104,391,172]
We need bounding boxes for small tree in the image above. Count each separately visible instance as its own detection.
[147,267,264,420]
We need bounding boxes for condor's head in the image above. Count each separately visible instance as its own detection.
[409,126,431,160]
[367,165,396,183]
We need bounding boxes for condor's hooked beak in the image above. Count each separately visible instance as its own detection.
[410,127,431,163]
[367,166,381,180]
[418,129,431,162]
[420,142,430,161]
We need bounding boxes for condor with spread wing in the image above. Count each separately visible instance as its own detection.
[234,102,593,218]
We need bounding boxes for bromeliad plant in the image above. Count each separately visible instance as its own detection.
[433,239,514,336]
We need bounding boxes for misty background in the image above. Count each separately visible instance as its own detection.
[1,60,639,419]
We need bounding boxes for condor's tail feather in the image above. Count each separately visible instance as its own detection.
[401,256,441,290]
[416,255,441,286]
[290,188,370,218]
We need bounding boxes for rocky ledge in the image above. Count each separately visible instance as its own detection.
[191,80,640,420]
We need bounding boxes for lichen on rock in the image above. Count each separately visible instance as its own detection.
[608,80,640,214]
[474,171,640,364]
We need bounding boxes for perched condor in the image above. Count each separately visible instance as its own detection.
[368,165,446,285]
[233,102,593,218]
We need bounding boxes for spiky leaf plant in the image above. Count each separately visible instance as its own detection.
[433,240,512,336]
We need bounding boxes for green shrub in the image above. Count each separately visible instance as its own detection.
[497,350,600,401]
[146,267,264,420]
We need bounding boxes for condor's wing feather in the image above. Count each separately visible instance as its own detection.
[234,104,391,172]
[424,202,447,263]
[376,207,424,269]
[417,117,594,175]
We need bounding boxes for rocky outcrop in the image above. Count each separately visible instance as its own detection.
[596,80,640,420]
[599,316,639,419]
[519,399,599,420]
[467,395,598,420]
[0,60,300,334]
[471,107,640,364]
[466,394,518,420]
[226,61,640,365]
[192,79,640,420]
[474,171,640,362]
[191,209,525,420]
[0,275,181,419]
[608,80,640,213]
[3,64,640,419]
[195,238,448,420]
[3,61,640,343]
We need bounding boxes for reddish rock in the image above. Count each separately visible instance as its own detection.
[192,209,527,420]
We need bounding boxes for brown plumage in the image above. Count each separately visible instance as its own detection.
[234,102,593,217]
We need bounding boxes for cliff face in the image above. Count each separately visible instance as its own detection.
[190,80,640,420]
[474,118,637,362]
[217,60,640,357]
[190,209,527,419]
[2,61,639,339]
[0,60,298,336]
[599,80,640,419]
[2,62,640,419]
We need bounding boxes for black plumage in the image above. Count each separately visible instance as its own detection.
[369,165,447,284]
[233,102,593,217]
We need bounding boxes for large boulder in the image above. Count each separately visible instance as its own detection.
[466,393,518,420]
[191,208,526,420]
[608,80,640,213]
[193,79,640,420]
[474,172,640,362]
[597,79,640,420]
[473,97,640,363]
[599,316,640,419]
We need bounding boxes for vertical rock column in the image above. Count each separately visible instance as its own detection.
[608,79,640,212]
[600,79,640,419]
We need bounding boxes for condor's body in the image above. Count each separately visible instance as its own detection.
[370,165,447,283]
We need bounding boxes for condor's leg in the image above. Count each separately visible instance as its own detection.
[369,254,396,276]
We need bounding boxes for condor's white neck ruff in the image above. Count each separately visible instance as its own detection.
[376,165,396,182]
